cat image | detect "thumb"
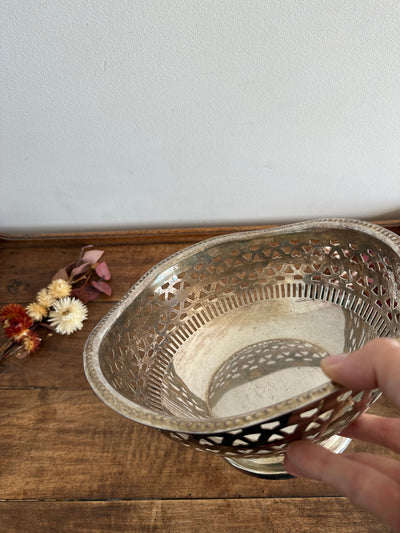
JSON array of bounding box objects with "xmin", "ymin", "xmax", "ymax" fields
[{"xmin": 321, "ymin": 338, "xmax": 400, "ymax": 408}]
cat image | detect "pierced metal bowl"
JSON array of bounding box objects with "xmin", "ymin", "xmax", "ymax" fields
[{"xmin": 83, "ymin": 219, "xmax": 400, "ymax": 477}]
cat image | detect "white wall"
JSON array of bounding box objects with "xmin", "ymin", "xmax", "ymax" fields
[{"xmin": 1, "ymin": 0, "xmax": 400, "ymax": 233}]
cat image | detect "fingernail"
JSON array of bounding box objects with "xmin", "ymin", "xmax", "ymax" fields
[{"xmin": 321, "ymin": 352, "xmax": 349, "ymax": 368}]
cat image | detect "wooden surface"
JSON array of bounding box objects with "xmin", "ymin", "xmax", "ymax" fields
[{"xmin": 1, "ymin": 222, "xmax": 399, "ymax": 532}]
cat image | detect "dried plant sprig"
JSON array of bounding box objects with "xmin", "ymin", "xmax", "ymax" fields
[
  {"xmin": 0, "ymin": 246, "xmax": 112, "ymax": 366},
  {"xmin": 51, "ymin": 246, "xmax": 112, "ymax": 303}
]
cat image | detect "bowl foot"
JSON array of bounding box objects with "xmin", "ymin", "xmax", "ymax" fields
[{"xmin": 224, "ymin": 435, "xmax": 351, "ymax": 478}]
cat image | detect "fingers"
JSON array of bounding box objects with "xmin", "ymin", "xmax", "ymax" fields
[
  {"xmin": 290, "ymin": 338, "xmax": 400, "ymax": 530},
  {"xmin": 285, "ymin": 440, "xmax": 400, "ymax": 532},
  {"xmin": 321, "ymin": 338, "xmax": 400, "ymax": 408},
  {"xmin": 340, "ymin": 413, "xmax": 400, "ymax": 454},
  {"xmin": 345, "ymin": 452, "xmax": 400, "ymax": 484}
]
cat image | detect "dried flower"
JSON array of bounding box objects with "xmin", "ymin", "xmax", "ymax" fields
[
  {"xmin": 47, "ymin": 279, "xmax": 72, "ymax": 299},
  {"xmin": 21, "ymin": 331, "xmax": 41, "ymax": 354},
  {"xmin": 48, "ymin": 297, "xmax": 88, "ymax": 335},
  {"xmin": 4, "ymin": 314, "xmax": 33, "ymax": 340},
  {"xmin": 0, "ymin": 304, "xmax": 30, "ymax": 325},
  {"xmin": 26, "ymin": 302, "xmax": 48, "ymax": 322},
  {"xmin": 36, "ymin": 288, "xmax": 56, "ymax": 308}
]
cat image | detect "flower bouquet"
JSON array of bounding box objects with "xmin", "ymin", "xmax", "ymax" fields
[{"xmin": 0, "ymin": 246, "xmax": 111, "ymax": 364}]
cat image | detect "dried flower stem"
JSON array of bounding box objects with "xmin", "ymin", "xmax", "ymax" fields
[{"xmin": 0, "ymin": 338, "xmax": 14, "ymax": 363}]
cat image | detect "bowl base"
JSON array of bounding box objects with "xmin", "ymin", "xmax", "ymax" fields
[{"xmin": 224, "ymin": 435, "xmax": 351, "ymax": 478}]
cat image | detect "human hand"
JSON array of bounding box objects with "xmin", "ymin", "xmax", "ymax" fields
[{"xmin": 284, "ymin": 338, "xmax": 400, "ymax": 532}]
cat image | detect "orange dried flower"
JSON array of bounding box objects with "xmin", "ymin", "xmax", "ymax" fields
[
  {"xmin": 4, "ymin": 314, "xmax": 34, "ymax": 339},
  {"xmin": 22, "ymin": 331, "xmax": 41, "ymax": 354},
  {"xmin": 1, "ymin": 303, "xmax": 34, "ymax": 340},
  {"xmin": 0, "ymin": 304, "xmax": 31, "ymax": 325}
]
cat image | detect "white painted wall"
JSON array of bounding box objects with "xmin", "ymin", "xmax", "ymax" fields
[{"xmin": 1, "ymin": 1, "xmax": 400, "ymax": 233}]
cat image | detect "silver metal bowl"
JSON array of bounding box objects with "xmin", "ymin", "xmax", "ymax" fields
[{"xmin": 83, "ymin": 219, "xmax": 400, "ymax": 477}]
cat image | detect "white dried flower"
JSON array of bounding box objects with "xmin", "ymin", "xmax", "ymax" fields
[
  {"xmin": 48, "ymin": 297, "xmax": 88, "ymax": 335},
  {"xmin": 26, "ymin": 302, "xmax": 48, "ymax": 321},
  {"xmin": 36, "ymin": 288, "xmax": 56, "ymax": 308},
  {"xmin": 47, "ymin": 279, "xmax": 72, "ymax": 299}
]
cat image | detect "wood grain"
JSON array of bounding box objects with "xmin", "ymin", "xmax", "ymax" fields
[{"xmin": 0, "ymin": 498, "xmax": 390, "ymax": 533}]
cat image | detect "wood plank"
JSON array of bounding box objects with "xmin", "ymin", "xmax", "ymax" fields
[
  {"xmin": 0, "ymin": 498, "xmax": 390, "ymax": 533},
  {"xmin": 0, "ymin": 389, "xmax": 397, "ymax": 501}
]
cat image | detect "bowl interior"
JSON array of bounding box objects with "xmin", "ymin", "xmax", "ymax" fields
[{"xmin": 89, "ymin": 221, "xmax": 400, "ymax": 428}]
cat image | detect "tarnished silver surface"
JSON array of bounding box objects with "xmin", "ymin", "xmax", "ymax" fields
[{"xmin": 83, "ymin": 219, "xmax": 400, "ymax": 477}]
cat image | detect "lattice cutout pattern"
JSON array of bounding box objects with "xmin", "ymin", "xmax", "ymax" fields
[{"xmin": 168, "ymin": 387, "xmax": 378, "ymax": 458}]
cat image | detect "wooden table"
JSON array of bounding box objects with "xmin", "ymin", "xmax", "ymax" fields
[{"xmin": 1, "ymin": 222, "xmax": 399, "ymax": 532}]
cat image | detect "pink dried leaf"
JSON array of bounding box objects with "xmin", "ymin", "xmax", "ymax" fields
[
  {"xmin": 64, "ymin": 262, "xmax": 77, "ymax": 275},
  {"xmin": 91, "ymin": 280, "xmax": 112, "ymax": 296},
  {"xmin": 95, "ymin": 261, "xmax": 111, "ymax": 280},
  {"xmin": 52, "ymin": 267, "xmax": 69, "ymax": 281},
  {"xmin": 82, "ymin": 249, "xmax": 104, "ymax": 265},
  {"xmin": 71, "ymin": 261, "xmax": 92, "ymax": 278},
  {"xmin": 71, "ymin": 285, "xmax": 101, "ymax": 304},
  {"xmin": 76, "ymin": 245, "xmax": 91, "ymax": 265}
]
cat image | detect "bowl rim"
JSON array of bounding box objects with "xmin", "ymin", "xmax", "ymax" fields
[{"xmin": 83, "ymin": 217, "xmax": 400, "ymax": 434}]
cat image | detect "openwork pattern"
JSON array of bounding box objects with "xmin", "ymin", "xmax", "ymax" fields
[
  {"xmin": 84, "ymin": 219, "xmax": 400, "ymax": 463},
  {"xmin": 169, "ymin": 386, "xmax": 379, "ymax": 458},
  {"xmin": 207, "ymin": 338, "xmax": 329, "ymax": 410}
]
